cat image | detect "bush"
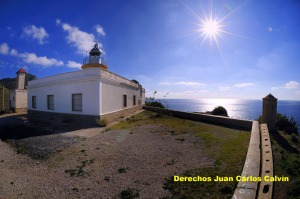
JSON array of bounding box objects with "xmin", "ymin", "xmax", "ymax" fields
[
  {"xmin": 120, "ymin": 188, "xmax": 139, "ymax": 199},
  {"xmin": 276, "ymin": 113, "xmax": 299, "ymax": 135},
  {"xmin": 211, "ymin": 106, "xmax": 228, "ymax": 117},
  {"xmin": 145, "ymin": 101, "xmax": 165, "ymax": 109},
  {"xmin": 96, "ymin": 118, "xmax": 107, "ymax": 127}
]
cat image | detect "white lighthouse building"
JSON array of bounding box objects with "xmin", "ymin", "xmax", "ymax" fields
[{"xmin": 28, "ymin": 44, "xmax": 145, "ymax": 125}]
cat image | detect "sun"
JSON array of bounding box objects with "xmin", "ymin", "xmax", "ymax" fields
[{"xmin": 201, "ymin": 19, "xmax": 221, "ymax": 39}]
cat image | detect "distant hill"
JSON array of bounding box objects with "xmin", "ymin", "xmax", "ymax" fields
[{"xmin": 0, "ymin": 73, "xmax": 37, "ymax": 90}]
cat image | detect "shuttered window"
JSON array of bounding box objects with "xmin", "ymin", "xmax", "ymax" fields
[
  {"xmin": 32, "ymin": 96, "xmax": 36, "ymax": 108},
  {"xmin": 72, "ymin": 94, "xmax": 82, "ymax": 111},
  {"xmin": 133, "ymin": 95, "xmax": 136, "ymax": 106},
  {"xmin": 123, "ymin": 94, "xmax": 127, "ymax": 108},
  {"xmin": 47, "ymin": 95, "xmax": 54, "ymax": 110}
]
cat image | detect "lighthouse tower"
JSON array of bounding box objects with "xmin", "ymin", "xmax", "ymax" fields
[
  {"xmin": 81, "ymin": 43, "xmax": 108, "ymax": 70},
  {"xmin": 9, "ymin": 68, "xmax": 28, "ymax": 113}
]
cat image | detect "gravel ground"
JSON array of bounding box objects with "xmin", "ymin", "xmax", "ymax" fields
[{"xmin": 0, "ymin": 113, "xmax": 213, "ymax": 198}]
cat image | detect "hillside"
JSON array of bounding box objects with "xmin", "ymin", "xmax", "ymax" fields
[{"xmin": 0, "ymin": 73, "xmax": 37, "ymax": 90}]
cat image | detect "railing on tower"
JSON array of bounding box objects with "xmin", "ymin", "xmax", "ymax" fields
[{"xmin": 83, "ymin": 56, "xmax": 107, "ymax": 65}]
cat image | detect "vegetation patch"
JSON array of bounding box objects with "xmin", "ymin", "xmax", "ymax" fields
[
  {"xmin": 110, "ymin": 110, "xmax": 249, "ymax": 198},
  {"xmin": 272, "ymin": 130, "xmax": 300, "ymax": 198},
  {"xmin": 96, "ymin": 118, "xmax": 107, "ymax": 127},
  {"xmin": 119, "ymin": 188, "xmax": 139, "ymax": 199},
  {"xmin": 65, "ymin": 159, "xmax": 95, "ymax": 177},
  {"xmin": 118, "ymin": 167, "xmax": 128, "ymax": 173}
]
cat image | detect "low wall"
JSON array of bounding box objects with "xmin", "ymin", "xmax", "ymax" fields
[
  {"xmin": 28, "ymin": 105, "xmax": 143, "ymax": 127},
  {"xmin": 257, "ymin": 124, "xmax": 273, "ymax": 199},
  {"xmin": 15, "ymin": 107, "xmax": 27, "ymax": 113},
  {"xmin": 232, "ymin": 121, "xmax": 261, "ymax": 199},
  {"xmin": 28, "ymin": 110, "xmax": 99, "ymax": 127},
  {"xmin": 143, "ymin": 106, "xmax": 253, "ymax": 130},
  {"xmin": 101, "ymin": 105, "xmax": 143, "ymax": 123}
]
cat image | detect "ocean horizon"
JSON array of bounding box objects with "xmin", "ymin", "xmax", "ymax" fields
[{"xmin": 154, "ymin": 99, "xmax": 300, "ymax": 133}]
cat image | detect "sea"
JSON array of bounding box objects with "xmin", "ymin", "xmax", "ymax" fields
[{"xmin": 157, "ymin": 99, "xmax": 300, "ymax": 133}]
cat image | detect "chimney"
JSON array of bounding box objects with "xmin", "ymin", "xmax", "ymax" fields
[{"xmin": 16, "ymin": 68, "xmax": 26, "ymax": 90}]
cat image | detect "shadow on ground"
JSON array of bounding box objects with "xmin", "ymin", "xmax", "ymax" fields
[
  {"xmin": 271, "ymin": 130, "xmax": 299, "ymax": 154},
  {"xmin": 0, "ymin": 114, "xmax": 96, "ymax": 159},
  {"xmin": 0, "ymin": 114, "xmax": 97, "ymax": 141}
]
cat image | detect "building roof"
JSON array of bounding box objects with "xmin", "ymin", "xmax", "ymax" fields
[
  {"xmin": 89, "ymin": 43, "xmax": 102, "ymax": 56},
  {"xmin": 16, "ymin": 68, "xmax": 27, "ymax": 74},
  {"xmin": 264, "ymin": 93, "xmax": 276, "ymax": 99}
]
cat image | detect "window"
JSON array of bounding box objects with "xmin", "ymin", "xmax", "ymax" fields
[
  {"xmin": 32, "ymin": 96, "xmax": 36, "ymax": 108},
  {"xmin": 47, "ymin": 95, "xmax": 54, "ymax": 110},
  {"xmin": 123, "ymin": 94, "xmax": 127, "ymax": 108},
  {"xmin": 133, "ymin": 95, "xmax": 136, "ymax": 106},
  {"xmin": 72, "ymin": 94, "xmax": 82, "ymax": 111}
]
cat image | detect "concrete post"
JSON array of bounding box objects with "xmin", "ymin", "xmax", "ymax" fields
[{"xmin": 262, "ymin": 94, "xmax": 277, "ymax": 132}]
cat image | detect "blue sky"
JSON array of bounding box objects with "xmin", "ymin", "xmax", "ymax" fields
[{"xmin": 0, "ymin": 0, "xmax": 300, "ymax": 100}]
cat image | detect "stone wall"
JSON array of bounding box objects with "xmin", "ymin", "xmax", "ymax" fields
[
  {"xmin": 101, "ymin": 105, "xmax": 143, "ymax": 123},
  {"xmin": 0, "ymin": 86, "xmax": 10, "ymax": 113},
  {"xmin": 143, "ymin": 106, "xmax": 253, "ymax": 130},
  {"xmin": 28, "ymin": 110, "xmax": 100, "ymax": 127},
  {"xmin": 28, "ymin": 105, "xmax": 143, "ymax": 127}
]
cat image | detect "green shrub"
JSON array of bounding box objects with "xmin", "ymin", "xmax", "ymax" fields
[
  {"xmin": 211, "ymin": 106, "xmax": 228, "ymax": 117},
  {"xmin": 287, "ymin": 180, "xmax": 300, "ymax": 197},
  {"xmin": 145, "ymin": 101, "xmax": 165, "ymax": 108},
  {"xmin": 276, "ymin": 113, "xmax": 299, "ymax": 135},
  {"xmin": 96, "ymin": 118, "xmax": 107, "ymax": 127},
  {"xmin": 120, "ymin": 188, "xmax": 139, "ymax": 199}
]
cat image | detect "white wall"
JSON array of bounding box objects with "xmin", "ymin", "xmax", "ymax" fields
[
  {"xmin": 15, "ymin": 90, "xmax": 27, "ymax": 109},
  {"xmin": 101, "ymin": 78, "xmax": 140, "ymax": 115},
  {"xmin": 28, "ymin": 69, "xmax": 101, "ymax": 116},
  {"xmin": 27, "ymin": 67, "xmax": 145, "ymax": 116}
]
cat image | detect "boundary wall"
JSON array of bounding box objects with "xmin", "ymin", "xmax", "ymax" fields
[{"xmin": 143, "ymin": 106, "xmax": 253, "ymax": 130}]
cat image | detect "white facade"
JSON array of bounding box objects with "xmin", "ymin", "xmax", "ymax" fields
[
  {"xmin": 10, "ymin": 69, "xmax": 28, "ymax": 113},
  {"xmin": 28, "ymin": 67, "xmax": 145, "ymax": 117}
]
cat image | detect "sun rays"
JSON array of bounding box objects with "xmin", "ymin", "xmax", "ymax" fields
[{"xmin": 181, "ymin": 0, "xmax": 250, "ymax": 65}]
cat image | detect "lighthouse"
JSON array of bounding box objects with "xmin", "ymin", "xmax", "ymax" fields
[{"xmin": 81, "ymin": 43, "xmax": 108, "ymax": 70}]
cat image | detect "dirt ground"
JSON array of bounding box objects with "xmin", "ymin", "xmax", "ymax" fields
[{"xmin": 0, "ymin": 111, "xmax": 213, "ymax": 198}]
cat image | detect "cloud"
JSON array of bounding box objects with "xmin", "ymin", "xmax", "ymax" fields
[
  {"xmin": 160, "ymin": 81, "xmax": 205, "ymax": 86},
  {"xmin": 284, "ymin": 81, "xmax": 299, "ymax": 89},
  {"xmin": 296, "ymin": 90, "xmax": 300, "ymax": 95},
  {"xmin": 56, "ymin": 19, "xmax": 61, "ymax": 25},
  {"xmin": 0, "ymin": 43, "xmax": 9, "ymax": 55},
  {"xmin": 57, "ymin": 20, "xmax": 99, "ymax": 54},
  {"xmin": 95, "ymin": 25, "xmax": 105, "ymax": 36},
  {"xmin": 268, "ymin": 27, "xmax": 272, "ymax": 32},
  {"xmin": 67, "ymin": 61, "xmax": 81, "ymax": 69},
  {"xmin": 219, "ymin": 86, "xmax": 231, "ymax": 91},
  {"xmin": 10, "ymin": 49, "xmax": 18, "ymax": 56},
  {"xmin": 23, "ymin": 25, "xmax": 49, "ymax": 44},
  {"xmin": 0, "ymin": 42, "xmax": 64, "ymax": 67},
  {"xmin": 19, "ymin": 52, "xmax": 63, "ymax": 67},
  {"xmin": 233, "ymin": 83, "xmax": 254, "ymax": 88}
]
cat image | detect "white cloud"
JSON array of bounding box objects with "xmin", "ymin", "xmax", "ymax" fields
[
  {"xmin": 284, "ymin": 81, "xmax": 299, "ymax": 89},
  {"xmin": 58, "ymin": 20, "xmax": 98, "ymax": 54},
  {"xmin": 19, "ymin": 52, "xmax": 63, "ymax": 67},
  {"xmin": 198, "ymin": 89, "xmax": 209, "ymax": 93},
  {"xmin": 10, "ymin": 49, "xmax": 18, "ymax": 56},
  {"xmin": 160, "ymin": 81, "xmax": 205, "ymax": 86},
  {"xmin": 95, "ymin": 25, "xmax": 105, "ymax": 36},
  {"xmin": 296, "ymin": 90, "xmax": 300, "ymax": 95},
  {"xmin": 56, "ymin": 19, "xmax": 61, "ymax": 25},
  {"xmin": 0, "ymin": 43, "xmax": 9, "ymax": 55},
  {"xmin": 67, "ymin": 61, "xmax": 81, "ymax": 69},
  {"xmin": 219, "ymin": 86, "xmax": 231, "ymax": 91},
  {"xmin": 268, "ymin": 27, "xmax": 272, "ymax": 32},
  {"xmin": 23, "ymin": 25, "xmax": 49, "ymax": 44},
  {"xmin": 233, "ymin": 83, "xmax": 254, "ymax": 88}
]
